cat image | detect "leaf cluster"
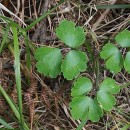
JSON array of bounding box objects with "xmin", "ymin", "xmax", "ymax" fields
[
  {"xmin": 34, "ymin": 20, "xmax": 87, "ymax": 80},
  {"xmin": 70, "ymin": 77, "xmax": 120, "ymax": 122},
  {"xmin": 100, "ymin": 30, "xmax": 130, "ymax": 73},
  {"xmin": 34, "ymin": 20, "xmax": 128, "ymax": 125}
]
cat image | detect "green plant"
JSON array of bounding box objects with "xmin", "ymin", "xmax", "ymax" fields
[
  {"xmin": 34, "ymin": 20, "xmax": 130, "ymax": 129},
  {"xmin": 100, "ymin": 30, "xmax": 130, "ymax": 74},
  {"xmin": 0, "ymin": 16, "xmax": 30, "ymax": 130},
  {"xmin": 0, "ymin": 1, "xmax": 67, "ymax": 129},
  {"xmin": 35, "ymin": 20, "xmax": 88, "ymax": 80}
]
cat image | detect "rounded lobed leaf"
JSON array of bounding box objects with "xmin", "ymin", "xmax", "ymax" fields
[
  {"xmin": 100, "ymin": 43, "xmax": 118, "ymax": 60},
  {"xmin": 124, "ymin": 51, "xmax": 130, "ymax": 73},
  {"xmin": 97, "ymin": 78, "xmax": 120, "ymax": 111},
  {"xmin": 56, "ymin": 20, "xmax": 85, "ymax": 48},
  {"xmin": 71, "ymin": 77, "xmax": 92, "ymax": 97},
  {"xmin": 100, "ymin": 43, "xmax": 123, "ymax": 73},
  {"xmin": 69, "ymin": 96, "xmax": 103, "ymax": 122},
  {"xmin": 34, "ymin": 47, "xmax": 62, "ymax": 78},
  {"xmin": 61, "ymin": 50, "xmax": 88, "ymax": 80},
  {"xmin": 115, "ymin": 30, "xmax": 130, "ymax": 47}
]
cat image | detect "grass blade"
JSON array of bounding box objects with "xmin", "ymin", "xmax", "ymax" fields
[
  {"xmin": 0, "ymin": 85, "xmax": 29, "ymax": 130},
  {"xmin": 0, "ymin": 24, "xmax": 10, "ymax": 53},
  {"xmin": 0, "ymin": 85, "xmax": 20, "ymax": 119},
  {"xmin": 0, "ymin": 16, "xmax": 32, "ymax": 73},
  {"xmin": 96, "ymin": 4, "xmax": 130, "ymax": 9},
  {"xmin": 0, "ymin": 117, "xmax": 13, "ymax": 129},
  {"xmin": 12, "ymin": 26, "xmax": 24, "ymax": 129}
]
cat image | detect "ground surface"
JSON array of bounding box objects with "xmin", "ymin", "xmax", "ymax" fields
[{"xmin": 0, "ymin": 0, "xmax": 130, "ymax": 130}]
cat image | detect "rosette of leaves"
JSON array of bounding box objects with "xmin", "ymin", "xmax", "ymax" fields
[{"xmin": 70, "ymin": 77, "xmax": 120, "ymax": 122}]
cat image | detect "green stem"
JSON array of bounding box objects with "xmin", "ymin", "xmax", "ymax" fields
[
  {"xmin": 76, "ymin": 119, "xmax": 87, "ymax": 130},
  {"xmin": 95, "ymin": 59, "xmax": 100, "ymax": 89},
  {"xmin": 76, "ymin": 112, "xmax": 88, "ymax": 130}
]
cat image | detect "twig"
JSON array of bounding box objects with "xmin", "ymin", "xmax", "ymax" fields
[{"xmin": 92, "ymin": 0, "xmax": 117, "ymax": 31}]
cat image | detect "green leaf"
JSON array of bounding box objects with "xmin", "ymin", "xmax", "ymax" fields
[
  {"xmin": 70, "ymin": 77, "xmax": 103, "ymax": 123},
  {"xmin": 56, "ymin": 20, "xmax": 85, "ymax": 48},
  {"xmin": 71, "ymin": 77, "xmax": 92, "ymax": 97},
  {"xmin": 0, "ymin": 117, "xmax": 13, "ymax": 129},
  {"xmin": 69, "ymin": 96, "xmax": 103, "ymax": 122},
  {"xmin": 61, "ymin": 50, "xmax": 88, "ymax": 80},
  {"xmin": 100, "ymin": 43, "xmax": 123, "ymax": 73},
  {"xmin": 34, "ymin": 47, "xmax": 62, "ymax": 78},
  {"xmin": 124, "ymin": 51, "xmax": 130, "ymax": 73},
  {"xmin": 97, "ymin": 78, "xmax": 120, "ymax": 111},
  {"xmin": 115, "ymin": 30, "xmax": 130, "ymax": 47}
]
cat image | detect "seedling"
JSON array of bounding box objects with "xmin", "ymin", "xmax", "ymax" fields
[{"xmin": 34, "ymin": 20, "xmax": 130, "ymax": 129}]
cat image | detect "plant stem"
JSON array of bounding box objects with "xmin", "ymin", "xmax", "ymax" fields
[
  {"xmin": 76, "ymin": 119, "xmax": 87, "ymax": 130},
  {"xmin": 76, "ymin": 112, "xmax": 88, "ymax": 130},
  {"xmin": 95, "ymin": 59, "xmax": 100, "ymax": 89}
]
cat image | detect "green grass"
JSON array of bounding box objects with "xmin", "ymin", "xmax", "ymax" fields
[{"xmin": 0, "ymin": 1, "xmax": 66, "ymax": 129}]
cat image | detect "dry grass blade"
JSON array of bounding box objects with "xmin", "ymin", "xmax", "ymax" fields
[
  {"xmin": 92, "ymin": 0, "xmax": 117, "ymax": 31},
  {"xmin": 0, "ymin": 3, "xmax": 26, "ymax": 26}
]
